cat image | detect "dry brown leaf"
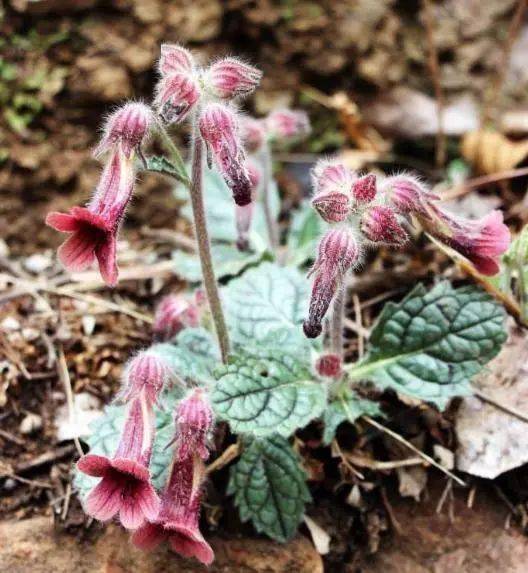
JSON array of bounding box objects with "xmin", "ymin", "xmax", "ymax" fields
[{"xmin": 461, "ymin": 129, "xmax": 528, "ymax": 174}]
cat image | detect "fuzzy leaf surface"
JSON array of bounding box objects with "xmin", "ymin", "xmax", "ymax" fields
[
  {"xmin": 228, "ymin": 435, "xmax": 311, "ymax": 542},
  {"xmin": 347, "ymin": 282, "xmax": 507, "ymax": 408}
]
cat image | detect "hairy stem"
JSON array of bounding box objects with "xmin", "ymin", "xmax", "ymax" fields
[
  {"xmin": 156, "ymin": 122, "xmax": 190, "ymax": 186},
  {"xmin": 261, "ymin": 145, "xmax": 280, "ymax": 254},
  {"xmin": 330, "ymin": 284, "xmax": 346, "ymax": 357},
  {"xmin": 190, "ymin": 128, "xmax": 230, "ymax": 362}
]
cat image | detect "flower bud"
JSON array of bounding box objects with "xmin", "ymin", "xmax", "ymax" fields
[
  {"xmin": 303, "ymin": 227, "xmax": 359, "ymax": 339},
  {"xmin": 312, "ymin": 193, "xmax": 351, "ymax": 224},
  {"xmin": 360, "ymin": 205, "xmax": 408, "ymax": 246},
  {"xmin": 311, "ymin": 160, "xmax": 353, "ymax": 223},
  {"xmin": 315, "ymin": 353, "xmax": 343, "ymax": 378},
  {"xmin": 95, "ymin": 102, "xmax": 153, "ymax": 158},
  {"xmin": 199, "ymin": 103, "xmax": 252, "ymax": 206},
  {"xmin": 159, "ymin": 44, "xmax": 194, "ymax": 75},
  {"xmin": 153, "ymin": 294, "xmax": 200, "ymax": 341},
  {"xmin": 155, "ymin": 73, "xmax": 200, "ymax": 124},
  {"xmin": 266, "ymin": 109, "xmax": 310, "ymax": 144},
  {"xmin": 240, "ymin": 117, "xmax": 266, "ymax": 153},
  {"xmin": 120, "ymin": 351, "xmax": 169, "ymax": 407},
  {"xmin": 206, "ymin": 58, "xmax": 262, "ymax": 99},
  {"xmin": 382, "ymin": 174, "xmax": 438, "ymax": 215},
  {"xmin": 352, "ymin": 174, "xmax": 377, "ymax": 204},
  {"xmin": 175, "ymin": 389, "xmax": 214, "ymax": 461}
]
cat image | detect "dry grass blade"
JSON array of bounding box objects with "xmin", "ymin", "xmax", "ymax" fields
[
  {"xmin": 206, "ymin": 443, "xmax": 240, "ymax": 474},
  {"xmin": 474, "ymin": 389, "xmax": 528, "ymax": 425}
]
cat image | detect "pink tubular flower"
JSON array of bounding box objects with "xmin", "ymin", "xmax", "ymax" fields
[
  {"xmin": 206, "ymin": 57, "xmax": 262, "ymax": 99},
  {"xmin": 131, "ymin": 390, "xmax": 214, "ymax": 565},
  {"xmin": 199, "ymin": 103, "xmax": 252, "ymax": 206},
  {"xmin": 94, "ymin": 102, "xmax": 153, "ymax": 158},
  {"xmin": 420, "ymin": 208, "xmax": 510, "ymax": 276},
  {"xmin": 235, "ymin": 161, "xmax": 260, "ymax": 251},
  {"xmin": 159, "ymin": 44, "xmax": 194, "ymax": 75},
  {"xmin": 311, "ymin": 161, "xmax": 354, "ymax": 223},
  {"xmin": 119, "ymin": 350, "xmax": 169, "ymax": 406},
  {"xmin": 352, "ymin": 174, "xmax": 377, "ymax": 205},
  {"xmin": 155, "ymin": 73, "xmax": 200, "ymax": 124},
  {"xmin": 315, "ymin": 353, "xmax": 343, "ymax": 378},
  {"xmin": 153, "ymin": 294, "xmax": 200, "ymax": 341},
  {"xmin": 360, "ymin": 205, "xmax": 408, "ymax": 246},
  {"xmin": 266, "ymin": 109, "xmax": 310, "ymax": 144},
  {"xmin": 46, "ymin": 146, "xmax": 135, "ymax": 286},
  {"xmin": 240, "ymin": 117, "xmax": 266, "ymax": 153},
  {"xmin": 77, "ymin": 397, "xmax": 160, "ymax": 530},
  {"xmin": 303, "ymin": 227, "xmax": 359, "ymax": 338}
]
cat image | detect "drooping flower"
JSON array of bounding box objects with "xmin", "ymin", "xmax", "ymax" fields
[
  {"xmin": 235, "ymin": 160, "xmax": 261, "ymax": 251},
  {"xmin": 46, "ymin": 145, "xmax": 135, "ymax": 286},
  {"xmin": 303, "ymin": 227, "xmax": 359, "ymax": 338},
  {"xmin": 352, "ymin": 174, "xmax": 377, "ymax": 205},
  {"xmin": 199, "ymin": 103, "xmax": 252, "ymax": 206},
  {"xmin": 382, "ymin": 174, "xmax": 438, "ymax": 215},
  {"xmin": 266, "ymin": 109, "xmax": 310, "ymax": 144},
  {"xmin": 315, "ymin": 353, "xmax": 343, "ymax": 378},
  {"xmin": 419, "ymin": 208, "xmax": 510, "ymax": 276},
  {"xmin": 119, "ymin": 350, "xmax": 169, "ymax": 406},
  {"xmin": 153, "ymin": 294, "xmax": 200, "ymax": 341},
  {"xmin": 94, "ymin": 102, "xmax": 153, "ymax": 159},
  {"xmin": 360, "ymin": 205, "xmax": 408, "ymax": 246},
  {"xmin": 155, "ymin": 73, "xmax": 200, "ymax": 125},
  {"xmin": 131, "ymin": 390, "xmax": 214, "ymax": 565},
  {"xmin": 240, "ymin": 116, "xmax": 267, "ymax": 153},
  {"xmin": 205, "ymin": 58, "xmax": 262, "ymax": 99},
  {"xmin": 311, "ymin": 160, "xmax": 354, "ymax": 223},
  {"xmin": 77, "ymin": 397, "xmax": 160, "ymax": 530}
]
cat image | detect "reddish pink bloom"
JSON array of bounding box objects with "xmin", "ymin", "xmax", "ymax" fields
[
  {"xmin": 94, "ymin": 102, "xmax": 153, "ymax": 158},
  {"xmin": 266, "ymin": 109, "xmax": 310, "ymax": 144},
  {"xmin": 155, "ymin": 73, "xmax": 200, "ymax": 124},
  {"xmin": 352, "ymin": 174, "xmax": 377, "ymax": 204},
  {"xmin": 311, "ymin": 160, "xmax": 353, "ymax": 223},
  {"xmin": 315, "ymin": 353, "xmax": 343, "ymax": 378},
  {"xmin": 382, "ymin": 174, "xmax": 438, "ymax": 215},
  {"xmin": 131, "ymin": 390, "xmax": 214, "ymax": 565},
  {"xmin": 240, "ymin": 117, "xmax": 266, "ymax": 153},
  {"xmin": 119, "ymin": 351, "xmax": 169, "ymax": 406},
  {"xmin": 303, "ymin": 227, "xmax": 359, "ymax": 338},
  {"xmin": 77, "ymin": 397, "xmax": 160, "ymax": 529},
  {"xmin": 199, "ymin": 103, "xmax": 252, "ymax": 206},
  {"xmin": 206, "ymin": 57, "xmax": 261, "ymax": 99},
  {"xmin": 421, "ymin": 208, "xmax": 510, "ymax": 276},
  {"xmin": 46, "ymin": 147, "xmax": 135, "ymax": 286},
  {"xmin": 131, "ymin": 454, "xmax": 213, "ymax": 565},
  {"xmin": 235, "ymin": 161, "xmax": 260, "ymax": 251},
  {"xmin": 360, "ymin": 205, "xmax": 408, "ymax": 246},
  {"xmin": 159, "ymin": 44, "xmax": 194, "ymax": 75},
  {"xmin": 153, "ymin": 294, "xmax": 200, "ymax": 341}
]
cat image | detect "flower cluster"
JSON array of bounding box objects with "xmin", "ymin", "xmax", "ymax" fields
[
  {"xmin": 303, "ymin": 160, "xmax": 511, "ymax": 338},
  {"xmin": 152, "ymin": 292, "xmax": 202, "ymax": 341},
  {"xmin": 46, "ymin": 103, "xmax": 152, "ymax": 286}
]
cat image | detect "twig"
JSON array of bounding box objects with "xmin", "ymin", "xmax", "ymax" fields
[
  {"xmin": 15, "ymin": 444, "xmax": 75, "ymax": 474},
  {"xmin": 0, "ymin": 429, "xmax": 25, "ymax": 446},
  {"xmin": 331, "ymin": 440, "xmax": 365, "ymax": 480},
  {"xmin": 436, "ymin": 477, "xmax": 453, "ymax": 514},
  {"xmin": 352, "ymin": 293, "xmax": 364, "ymax": 358},
  {"xmin": 363, "ymin": 416, "xmax": 466, "ymax": 486},
  {"xmin": 260, "ymin": 145, "xmax": 280, "ymax": 254},
  {"xmin": 440, "ymin": 166, "xmax": 528, "ymax": 201},
  {"xmin": 343, "ymin": 318, "xmax": 371, "ymax": 340},
  {"xmin": 206, "ymin": 443, "xmax": 240, "ymax": 474},
  {"xmin": 60, "ymin": 482, "xmax": 72, "ymax": 520},
  {"xmin": 6, "ymin": 473, "xmax": 53, "ymax": 489},
  {"xmin": 422, "ymin": 0, "xmax": 446, "ymax": 167},
  {"xmin": 57, "ymin": 345, "xmax": 84, "ymax": 458},
  {"xmin": 474, "ymin": 389, "xmax": 528, "ymax": 425},
  {"xmin": 380, "ymin": 486, "xmax": 403, "ymax": 535},
  {"xmin": 345, "ymin": 452, "xmax": 425, "ymax": 471},
  {"xmin": 140, "ymin": 227, "xmax": 196, "ymax": 252}
]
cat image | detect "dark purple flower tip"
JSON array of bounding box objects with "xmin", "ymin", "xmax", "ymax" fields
[{"xmin": 303, "ymin": 319, "xmax": 322, "ymax": 339}]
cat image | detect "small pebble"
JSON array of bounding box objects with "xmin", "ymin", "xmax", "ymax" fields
[{"xmin": 19, "ymin": 413, "xmax": 43, "ymax": 435}]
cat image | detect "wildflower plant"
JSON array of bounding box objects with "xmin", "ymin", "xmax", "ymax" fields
[{"xmin": 56, "ymin": 43, "xmax": 513, "ymax": 564}]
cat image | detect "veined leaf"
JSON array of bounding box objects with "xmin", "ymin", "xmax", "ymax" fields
[
  {"xmin": 347, "ymin": 282, "xmax": 507, "ymax": 408},
  {"xmin": 286, "ymin": 201, "xmax": 326, "ymax": 267},
  {"xmin": 212, "ymin": 344, "xmax": 326, "ymax": 437},
  {"xmin": 228, "ymin": 435, "xmax": 311, "ymax": 542}
]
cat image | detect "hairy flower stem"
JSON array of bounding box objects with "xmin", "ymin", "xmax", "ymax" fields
[
  {"xmin": 156, "ymin": 122, "xmax": 191, "ymax": 186},
  {"xmin": 330, "ymin": 284, "xmax": 346, "ymax": 358},
  {"xmin": 189, "ymin": 127, "xmax": 230, "ymax": 363},
  {"xmin": 261, "ymin": 145, "xmax": 280, "ymax": 254}
]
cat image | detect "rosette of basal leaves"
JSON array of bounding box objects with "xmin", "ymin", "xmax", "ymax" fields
[
  {"xmin": 347, "ymin": 282, "xmax": 507, "ymax": 408},
  {"xmin": 228, "ymin": 435, "xmax": 311, "ymax": 542},
  {"xmin": 212, "ymin": 332, "xmax": 325, "ymax": 437}
]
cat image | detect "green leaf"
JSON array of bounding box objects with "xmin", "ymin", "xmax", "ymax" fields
[
  {"xmin": 347, "ymin": 282, "xmax": 507, "ymax": 408},
  {"xmin": 286, "ymin": 201, "xmax": 326, "ymax": 267},
  {"xmin": 223, "ymin": 262, "xmax": 309, "ymax": 344},
  {"xmin": 212, "ymin": 344, "xmax": 326, "ymax": 437},
  {"xmin": 228, "ymin": 435, "xmax": 311, "ymax": 542},
  {"xmin": 73, "ymin": 404, "xmax": 175, "ymax": 500},
  {"xmin": 172, "ymin": 244, "xmax": 265, "ymax": 282},
  {"xmin": 146, "ymin": 155, "xmax": 186, "ymax": 182},
  {"xmin": 322, "ymin": 391, "xmax": 382, "ymax": 445},
  {"xmin": 151, "ymin": 327, "xmax": 220, "ymax": 384}
]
